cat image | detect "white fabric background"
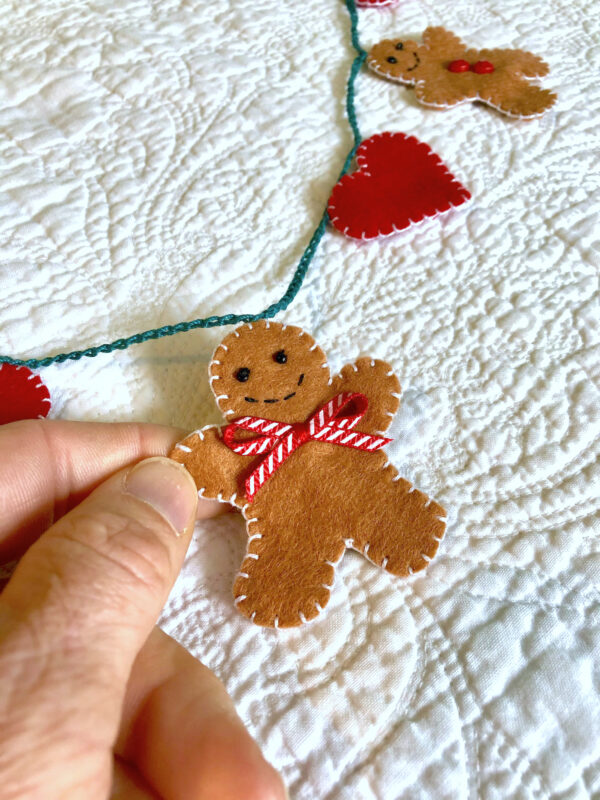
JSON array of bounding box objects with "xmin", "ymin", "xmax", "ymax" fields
[{"xmin": 1, "ymin": 0, "xmax": 599, "ymax": 797}]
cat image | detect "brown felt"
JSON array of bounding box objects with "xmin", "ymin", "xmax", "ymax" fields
[
  {"xmin": 170, "ymin": 321, "xmax": 447, "ymax": 628},
  {"xmin": 367, "ymin": 27, "xmax": 556, "ymax": 119}
]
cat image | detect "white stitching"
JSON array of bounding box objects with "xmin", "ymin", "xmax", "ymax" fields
[
  {"xmin": 175, "ymin": 443, "xmax": 192, "ymax": 453},
  {"xmin": 328, "ymin": 133, "xmax": 472, "ymax": 239}
]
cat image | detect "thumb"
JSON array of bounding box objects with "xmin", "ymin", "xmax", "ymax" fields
[{"xmin": 0, "ymin": 457, "xmax": 199, "ymax": 795}]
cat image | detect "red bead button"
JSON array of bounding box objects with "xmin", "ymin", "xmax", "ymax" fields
[
  {"xmin": 448, "ymin": 59, "xmax": 470, "ymax": 73},
  {"xmin": 472, "ymin": 60, "xmax": 495, "ymax": 74}
]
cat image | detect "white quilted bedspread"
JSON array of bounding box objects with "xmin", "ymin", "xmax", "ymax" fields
[{"xmin": 1, "ymin": 0, "xmax": 599, "ymax": 797}]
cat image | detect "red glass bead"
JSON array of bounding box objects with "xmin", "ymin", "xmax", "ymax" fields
[
  {"xmin": 472, "ymin": 60, "xmax": 495, "ymax": 74},
  {"xmin": 448, "ymin": 59, "xmax": 470, "ymax": 73}
]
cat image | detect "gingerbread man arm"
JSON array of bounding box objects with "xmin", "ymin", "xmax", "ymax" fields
[
  {"xmin": 468, "ymin": 47, "xmax": 550, "ymax": 77},
  {"xmin": 170, "ymin": 426, "xmax": 247, "ymax": 507},
  {"xmin": 422, "ymin": 26, "xmax": 466, "ymax": 58},
  {"xmin": 329, "ymin": 358, "xmax": 401, "ymax": 434}
]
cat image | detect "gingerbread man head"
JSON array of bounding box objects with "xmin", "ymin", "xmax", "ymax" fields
[
  {"xmin": 209, "ymin": 321, "xmax": 331, "ymax": 424},
  {"xmin": 368, "ymin": 38, "xmax": 426, "ymax": 83}
]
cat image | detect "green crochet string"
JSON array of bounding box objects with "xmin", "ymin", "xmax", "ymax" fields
[{"xmin": 0, "ymin": 0, "xmax": 367, "ymax": 369}]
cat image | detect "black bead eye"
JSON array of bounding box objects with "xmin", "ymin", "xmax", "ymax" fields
[
  {"xmin": 387, "ymin": 56, "xmax": 398, "ymax": 64},
  {"xmin": 273, "ymin": 349, "xmax": 287, "ymax": 364},
  {"xmin": 395, "ymin": 42, "xmax": 404, "ymax": 50},
  {"xmin": 235, "ymin": 367, "xmax": 250, "ymax": 382}
]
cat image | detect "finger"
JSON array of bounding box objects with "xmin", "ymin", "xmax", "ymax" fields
[
  {"xmin": 0, "ymin": 419, "xmax": 223, "ymax": 562},
  {"xmin": 0, "ymin": 457, "xmax": 199, "ymax": 800},
  {"xmin": 111, "ymin": 759, "xmax": 161, "ymax": 800},
  {"xmin": 117, "ymin": 628, "xmax": 287, "ymax": 800}
]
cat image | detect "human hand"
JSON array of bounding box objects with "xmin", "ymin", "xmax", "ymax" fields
[{"xmin": 0, "ymin": 420, "xmax": 286, "ymax": 800}]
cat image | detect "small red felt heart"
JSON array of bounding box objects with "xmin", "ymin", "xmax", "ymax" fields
[
  {"xmin": 0, "ymin": 364, "xmax": 51, "ymax": 424},
  {"xmin": 357, "ymin": 0, "xmax": 400, "ymax": 6},
  {"xmin": 328, "ymin": 132, "xmax": 471, "ymax": 240}
]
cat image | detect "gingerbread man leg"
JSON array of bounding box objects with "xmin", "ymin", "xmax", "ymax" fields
[
  {"xmin": 480, "ymin": 84, "xmax": 556, "ymax": 118},
  {"xmin": 233, "ymin": 506, "xmax": 344, "ymax": 627},
  {"xmin": 348, "ymin": 459, "xmax": 446, "ymax": 577},
  {"xmin": 415, "ymin": 80, "xmax": 473, "ymax": 109}
]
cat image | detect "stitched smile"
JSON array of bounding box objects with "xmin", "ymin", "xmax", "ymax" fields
[
  {"xmin": 406, "ymin": 52, "xmax": 420, "ymax": 71},
  {"xmin": 244, "ymin": 373, "xmax": 305, "ymax": 403}
]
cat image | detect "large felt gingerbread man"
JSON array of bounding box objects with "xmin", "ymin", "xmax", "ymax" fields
[
  {"xmin": 368, "ymin": 27, "xmax": 556, "ymax": 119},
  {"xmin": 170, "ymin": 321, "xmax": 446, "ymax": 628}
]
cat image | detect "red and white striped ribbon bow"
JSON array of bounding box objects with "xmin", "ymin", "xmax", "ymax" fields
[{"xmin": 222, "ymin": 392, "xmax": 392, "ymax": 503}]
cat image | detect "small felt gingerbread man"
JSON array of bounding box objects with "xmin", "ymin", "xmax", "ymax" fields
[
  {"xmin": 170, "ymin": 321, "xmax": 446, "ymax": 628},
  {"xmin": 368, "ymin": 27, "xmax": 556, "ymax": 119}
]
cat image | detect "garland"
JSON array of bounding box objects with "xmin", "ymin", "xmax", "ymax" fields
[{"xmin": 0, "ymin": 0, "xmax": 366, "ymax": 369}]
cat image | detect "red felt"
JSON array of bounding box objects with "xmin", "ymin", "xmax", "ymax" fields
[
  {"xmin": 357, "ymin": 0, "xmax": 400, "ymax": 6},
  {"xmin": 0, "ymin": 364, "xmax": 51, "ymax": 424},
  {"xmin": 327, "ymin": 132, "xmax": 471, "ymax": 240}
]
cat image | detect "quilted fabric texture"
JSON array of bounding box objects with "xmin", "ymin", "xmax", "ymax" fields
[{"xmin": 0, "ymin": 0, "xmax": 599, "ymax": 797}]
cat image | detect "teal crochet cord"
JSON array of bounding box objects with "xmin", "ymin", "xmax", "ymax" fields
[{"xmin": 0, "ymin": 0, "xmax": 367, "ymax": 369}]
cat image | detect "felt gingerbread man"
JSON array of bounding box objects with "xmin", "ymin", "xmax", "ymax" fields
[
  {"xmin": 170, "ymin": 321, "xmax": 446, "ymax": 628},
  {"xmin": 368, "ymin": 27, "xmax": 556, "ymax": 119}
]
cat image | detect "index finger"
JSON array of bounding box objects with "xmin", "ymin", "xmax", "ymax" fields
[{"xmin": 0, "ymin": 419, "xmax": 211, "ymax": 562}]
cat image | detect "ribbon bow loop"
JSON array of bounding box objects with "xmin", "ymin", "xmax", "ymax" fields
[{"xmin": 223, "ymin": 392, "xmax": 392, "ymax": 502}]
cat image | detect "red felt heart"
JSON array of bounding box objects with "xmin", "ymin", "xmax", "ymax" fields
[
  {"xmin": 357, "ymin": 0, "xmax": 400, "ymax": 6},
  {"xmin": 328, "ymin": 132, "xmax": 471, "ymax": 240},
  {"xmin": 0, "ymin": 364, "xmax": 51, "ymax": 424}
]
